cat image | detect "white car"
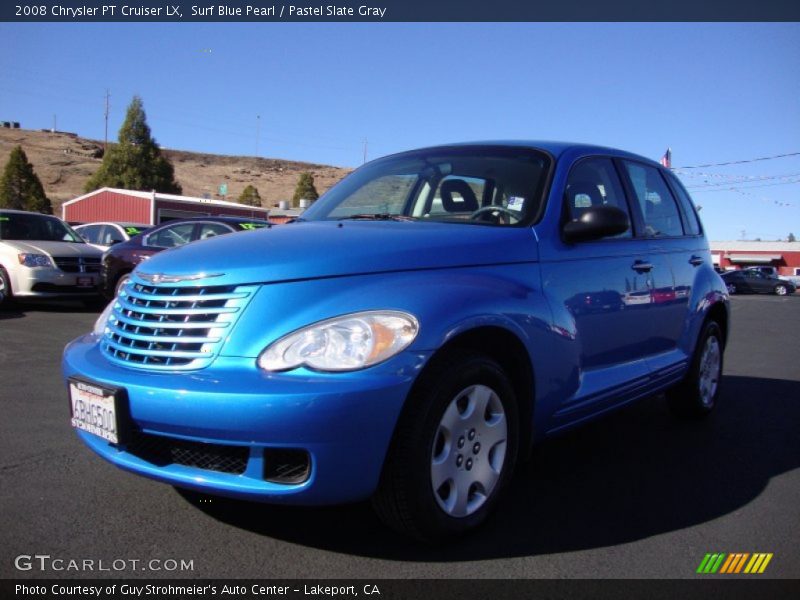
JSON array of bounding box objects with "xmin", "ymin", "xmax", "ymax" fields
[
  {"xmin": 0, "ymin": 209, "xmax": 103, "ymax": 306},
  {"xmin": 73, "ymin": 221, "xmax": 149, "ymax": 251}
]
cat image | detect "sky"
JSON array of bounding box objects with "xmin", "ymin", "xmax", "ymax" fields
[{"xmin": 0, "ymin": 22, "xmax": 798, "ymax": 241}]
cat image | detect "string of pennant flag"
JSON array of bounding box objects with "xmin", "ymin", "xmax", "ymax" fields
[{"xmin": 660, "ymin": 148, "xmax": 798, "ymax": 208}]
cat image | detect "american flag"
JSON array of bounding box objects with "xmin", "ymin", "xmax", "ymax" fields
[{"xmin": 660, "ymin": 148, "xmax": 672, "ymax": 168}]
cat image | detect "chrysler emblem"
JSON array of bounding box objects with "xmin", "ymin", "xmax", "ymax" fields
[{"xmin": 137, "ymin": 272, "xmax": 225, "ymax": 284}]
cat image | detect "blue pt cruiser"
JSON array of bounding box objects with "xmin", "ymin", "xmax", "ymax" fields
[{"xmin": 63, "ymin": 142, "xmax": 729, "ymax": 540}]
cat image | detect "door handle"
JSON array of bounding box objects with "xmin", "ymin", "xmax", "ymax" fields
[
  {"xmin": 631, "ymin": 260, "xmax": 654, "ymax": 273},
  {"xmin": 689, "ymin": 255, "xmax": 704, "ymax": 266}
]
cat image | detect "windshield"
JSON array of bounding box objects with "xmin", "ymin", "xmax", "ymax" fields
[
  {"xmin": 302, "ymin": 146, "xmax": 551, "ymax": 226},
  {"xmin": 0, "ymin": 212, "xmax": 84, "ymax": 243}
]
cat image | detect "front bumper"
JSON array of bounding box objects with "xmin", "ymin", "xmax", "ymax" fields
[
  {"xmin": 62, "ymin": 334, "xmax": 428, "ymax": 504},
  {"xmin": 12, "ymin": 266, "xmax": 100, "ymax": 297}
]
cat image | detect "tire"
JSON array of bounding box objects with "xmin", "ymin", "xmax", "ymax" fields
[
  {"xmin": 372, "ymin": 350, "xmax": 519, "ymax": 541},
  {"xmin": 667, "ymin": 321, "xmax": 724, "ymax": 419},
  {"xmin": 774, "ymin": 284, "xmax": 788, "ymax": 296},
  {"xmin": 726, "ymin": 283, "xmax": 737, "ymax": 295},
  {"xmin": 0, "ymin": 267, "xmax": 14, "ymax": 308}
]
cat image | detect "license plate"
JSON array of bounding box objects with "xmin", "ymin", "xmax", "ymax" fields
[
  {"xmin": 76, "ymin": 276, "xmax": 94, "ymax": 288},
  {"xmin": 69, "ymin": 378, "xmax": 121, "ymax": 444}
]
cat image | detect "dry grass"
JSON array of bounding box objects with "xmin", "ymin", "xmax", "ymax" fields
[{"xmin": 0, "ymin": 127, "xmax": 351, "ymax": 212}]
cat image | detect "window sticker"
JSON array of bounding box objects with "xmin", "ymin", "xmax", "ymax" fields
[{"xmin": 507, "ymin": 196, "xmax": 525, "ymax": 210}]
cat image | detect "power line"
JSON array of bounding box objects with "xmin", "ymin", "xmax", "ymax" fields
[{"xmin": 678, "ymin": 151, "xmax": 800, "ymax": 169}]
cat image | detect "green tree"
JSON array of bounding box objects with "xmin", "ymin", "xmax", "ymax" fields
[
  {"xmin": 0, "ymin": 146, "xmax": 52, "ymax": 214},
  {"xmin": 85, "ymin": 96, "xmax": 182, "ymax": 194},
  {"xmin": 238, "ymin": 184, "xmax": 262, "ymax": 207},
  {"xmin": 292, "ymin": 172, "xmax": 319, "ymax": 207},
  {"xmin": 789, "ymin": 233, "xmax": 796, "ymax": 242}
]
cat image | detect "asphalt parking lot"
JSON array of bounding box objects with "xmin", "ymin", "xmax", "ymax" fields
[{"xmin": 1, "ymin": 294, "xmax": 798, "ymax": 580}]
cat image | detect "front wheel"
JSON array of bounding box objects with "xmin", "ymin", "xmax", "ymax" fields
[
  {"xmin": 774, "ymin": 284, "xmax": 788, "ymax": 296},
  {"xmin": 726, "ymin": 283, "xmax": 737, "ymax": 295},
  {"xmin": 372, "ymin": 351, "xmax": 519, "ymax": 541},
  {"xmin": 667, "ymin": 321, "xmax": 724, "ymax": 419},
  {"xmin": 0, "ymin": 267, "xmax": 13, "ymax": 308}
]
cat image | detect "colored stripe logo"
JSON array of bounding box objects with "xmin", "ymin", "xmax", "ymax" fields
[{"xmin": 697, "ymin": 553, "xmax": 773, "ymax": 574}]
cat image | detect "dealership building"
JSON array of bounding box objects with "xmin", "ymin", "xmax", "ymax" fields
[
  {"xmin": 61, "ymin": 187, "xmax": 273, "ymax": 225},
  {"xmin": 710, "ymin": 241, "xmax": 800, "ymax": 277}
]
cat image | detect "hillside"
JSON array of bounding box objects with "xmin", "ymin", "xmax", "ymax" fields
[{"xmin": 0, "ymin": 128, "xmax": 351, "ymax": 212}]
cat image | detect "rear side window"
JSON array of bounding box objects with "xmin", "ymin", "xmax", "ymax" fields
[
  {"xmin": 666, "ymin": 172, "xmax": 702, "ymax": 236},
  {"xmin": 565, "ymin": 157, "xmax": 632, "ymax": 238},
  {"xmin": 622, "ymin": 162, "xmax": 684, "ymax": 237}
]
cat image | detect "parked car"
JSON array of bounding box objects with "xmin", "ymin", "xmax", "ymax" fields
[
  {"xmin": 0, "ymin": 209, "xmax": 102, "ymax": 306},
  {"xmin": 743, "ymin": 265, "xmax": 800, "ymax": 287},
  {"xmin": 74, "ymin": 222, "xmax": 150, "ymax": 251},
  {"xmin": 63, "ymin": 142, "xmax": 729, "ymax": 541},
  {"xmin": 100, "ymin": 216, "xmax": 269, "ymax": 298},
  {"xmin": 721, "ymin": 269, "xmax": 796, "ymax": 295}
]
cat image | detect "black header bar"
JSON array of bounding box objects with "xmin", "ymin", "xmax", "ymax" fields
[{"xmin": 3, "ymin": 0, "xmax": 800, "ymax": 22}]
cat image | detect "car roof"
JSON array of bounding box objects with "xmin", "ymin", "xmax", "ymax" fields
[
  {"xmin": 152, "ymin": 216, "xmax": 269, "ymax": 226},
  {"xmin": 0, "ymin": 208, "xmax": 62, "ymax": 217},
  {"xmin": 74, "ymin": 221, "xmax": 150, "ymax": 228},
  {"xmin": 377, "ymin": 140, "xmax": 659, "ymax": 165}
]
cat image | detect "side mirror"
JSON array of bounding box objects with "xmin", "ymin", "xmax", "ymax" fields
[{"xmin": 563, "ymin": 205, "xmax": 630, "ymax": 243}]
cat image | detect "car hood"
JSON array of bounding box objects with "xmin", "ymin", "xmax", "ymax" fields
[
  {"xmin": 1, "ymin": 240, "xmax": 101, "ymax": 257},
  {"xmin": 134, "ymin": 221, "xmax": 540, "ymax": 286}
]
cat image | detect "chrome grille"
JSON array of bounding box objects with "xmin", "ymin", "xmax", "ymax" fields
[
  {"xmin": 100, "ymin": 279, "xmax": 257, "ymax": 370},
  {"xmin": 54, "ymin": 256, "xmax": 101, "ymax": 273}
]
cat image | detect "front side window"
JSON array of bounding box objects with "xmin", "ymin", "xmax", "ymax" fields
[
  {"xmin": 77, "ymin": 224, "xmax": 102, "ymax": 243},
  {"xmin": 146, "ymin": 223, "xmax": 196, "ymax": 248},
  {"xmin": 197, "ymin": 223, "xmax": 233, "ymax": 240},
  {"xmin": 302, "ymin": 147, "xmax": 551, "ymax": 227},
  {"xmin": 0, "ymin": 212, "xmax": 83, "ymax": 242},
  {"xmin": 622, "ymin": 162, "xmax": 684, "ymax": 238},
  {"xmin": 564, "ymin": 157, "xmax": 632, "ymax": 238}
]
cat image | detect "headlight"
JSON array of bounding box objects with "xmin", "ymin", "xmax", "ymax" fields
[
  {"xmin": 93, "ymin": 301, "xmax": 116, "ymax": 336},
  {"xmin": 258, "ymin": 310, "xmax": 419, "ymax": 372},
  {"xmin": 17, "ymin": 253, "xmax": 53, "ymax": 267}
]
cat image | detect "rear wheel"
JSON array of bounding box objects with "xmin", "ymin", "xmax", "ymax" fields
[
  {"xmin": 726, "ymin": 283, "xmax": 737, "ymax": 294},
  {"xmin": 667, "ymin": 321, "xmax": 724, "ymax": 419},
  {"xmin": 372, "ymin": 351, "xmax": 519, "ymax": 541}
]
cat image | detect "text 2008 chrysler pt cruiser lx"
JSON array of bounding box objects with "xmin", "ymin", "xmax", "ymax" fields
[{"xmin": 63, "ymin": 142, "xmax": 729, "ymax": 540}]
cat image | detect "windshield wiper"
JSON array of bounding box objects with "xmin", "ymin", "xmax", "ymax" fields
[{"xmin": 337, "ymin": 214, "xmax": 415, "ymax": 222}]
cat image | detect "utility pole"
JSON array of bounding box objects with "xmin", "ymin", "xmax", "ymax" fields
[
  {"xmin": 104, "ymin": 89, "xmax": 110, "ymax": 152},
  {"xmin": 255, "ymin": 115, "xmax": 260, "ymax": 157},
  {"xmin": 362, "ymin": 138, "xmax": 368, "ymax": 164}
]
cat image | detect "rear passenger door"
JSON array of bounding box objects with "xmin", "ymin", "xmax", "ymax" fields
[{"xmin": 619, "ymin": 160, "xmax": 704, "ymax": 374}]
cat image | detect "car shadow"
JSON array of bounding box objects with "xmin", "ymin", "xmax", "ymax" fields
[{"xmin": 177, "ymin": 375, "xmax": 800, "ymax": 560}]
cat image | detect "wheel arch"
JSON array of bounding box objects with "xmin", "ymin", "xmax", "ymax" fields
[
  {"xmin": 411, "ymin": 325, "xmax": 536, "ymax": 458},
  {"xmin": 706, "ymin": 300, "xmax": 729, "ymax": 348}
]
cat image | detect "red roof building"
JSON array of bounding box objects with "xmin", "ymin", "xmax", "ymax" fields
[{"xmin": 62, "ymin": 187, "xmax": 271, "ymax": 225}]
